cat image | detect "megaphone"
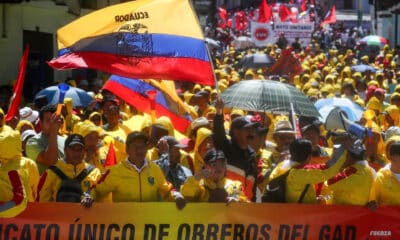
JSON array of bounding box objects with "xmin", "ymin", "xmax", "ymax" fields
[{"xmin": 325, "ymin": 106, "xmax": 366, "ymax": 140}]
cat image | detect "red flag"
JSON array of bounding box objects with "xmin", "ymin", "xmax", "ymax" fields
[
  {"xmin": 6, "ymin": 45, "xmax": 29, "ymax": 122},
  {"xmin": 104, "ymin": 142, "xmax": 117, "ymax": 167},
  {"xmin": 218, "ymin": 7, "xmax": 227, "ymax": 21},
  {"xmin": 289, "ymin": 0, "xmax": 294, "ymax": 4},
  {"xmin": 278, "ymin": 4, "xmax": 291, "ymax": 22},
  {"xmin": 320, "ymin": 5, "xmax": 336, "ymax": 27},
  {"xmin": 268, "ymin": 49, "xmax": 302, "ymax": 80},
  {"xmin": 235, "ymin": 11, "xmax": 247, "ymax": 30},
  {"xmin": 258, "ymin": 0, "xmax": 272, "ymax": 23},
  {"xmin": 218, "ymin": 7, "xmax": 228, "ymax": 28},
  {"xmin": 300, "ymin": 0, "xmax": 307, "ymax": 12}
]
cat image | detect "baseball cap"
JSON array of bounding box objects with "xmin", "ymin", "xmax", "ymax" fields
[
  {"xmin": 191, "ymin": 117, "xmax": 209, "ymax": 131},
  {"xmin": 65, "ymin": 134, "xmax": 85, "ymax": 148},
  {"xmin": 126, "ymin": 131, "xmax": 149, "ymax": 147},
  {"xmin": 301, "ymin": 120, "xmax": 322, "ymax": 134},
  {"xmin": 203, "ymin": 149, "xmax": 226, "ymax": 164},
  {"xmin": 230, "ymin": 116, "xmax": 257, "ymax": 130},
  {"xmin": 194, "ymin": 90, "xmax": 209, "ymax": 98}
]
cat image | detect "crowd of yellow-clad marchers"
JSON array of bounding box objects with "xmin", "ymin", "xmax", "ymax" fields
[{"xmin": 1, "ymin": 38, "xmax": 400, "ymax": 217}]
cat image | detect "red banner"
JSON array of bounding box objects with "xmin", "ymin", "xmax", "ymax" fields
[{"xmin": 1, "ymin": 203, "xmax": 399, "ymax": 239}]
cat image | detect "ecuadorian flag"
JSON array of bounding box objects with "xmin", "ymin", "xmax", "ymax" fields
[
  {"xmin": 49, "ymin": 0, "xmax": 215, "ymax": 86},
  {"xmin": 103, "ymin": 75, "xmax": 192, "ymax": 133}
]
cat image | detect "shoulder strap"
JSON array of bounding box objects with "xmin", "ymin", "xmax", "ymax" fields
[
  {"xmin": 49, "ymin": 165, "xmax": 68, "ymax": 180},
  {"xmin": 186, "ymin": 154, "xmax": 195, "ymax": 174},
  {"xmin": 75, "ymin": 165, "xmax": 96, "ymax": 182},
  {"xmin": 297, "ymin": 184, "xmax": 310, "ymax": 203}
]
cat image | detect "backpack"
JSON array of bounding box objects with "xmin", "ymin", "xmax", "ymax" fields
[
  {"xmin": 262, "ymin": 169, "xmax": 310, "ymax": 203},
  {"xmin": 49, "ymin": 165, "xmax": 95, "ymax": 203},
  {"xmin": 262, "ymin": 170, "xmax": 290, "ymax": 203}
]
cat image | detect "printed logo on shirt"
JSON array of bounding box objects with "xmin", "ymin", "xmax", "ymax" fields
[{"xmin": 148, "ymin": 177, "xmax": 155, "ymax": 185}]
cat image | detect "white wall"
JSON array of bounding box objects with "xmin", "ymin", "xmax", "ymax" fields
[
  {"xmin": 0, "ymin": 1, "xmax": 97, "ymax": 86},
  {"xmin": 0, "ymin": 4, "xmax": 24, "ymax": 86}
]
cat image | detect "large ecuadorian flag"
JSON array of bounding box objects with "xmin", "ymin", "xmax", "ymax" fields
[{"xmin": 48, "ymin": 0, "xmax": 215, "ymax": 86}]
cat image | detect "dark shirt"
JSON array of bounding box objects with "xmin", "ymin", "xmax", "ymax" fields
[
  {"xmin": 154, "ymin": 154, "xmax": 192, "ymax": 190},
  {"xmin": 212, "ymin": 114, "xmax": 257, "ymax": 201}
]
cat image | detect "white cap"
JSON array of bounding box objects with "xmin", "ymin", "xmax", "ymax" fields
[{"xmin": 19, "ymin": 107, "xmax": 39, "ymax": 123}]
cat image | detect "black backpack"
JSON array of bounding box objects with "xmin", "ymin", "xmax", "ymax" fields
[
  {"xmin": 262, "ymin": 169, "xmax": 310, "ymax": 203},
  {"xmin": 262, "ymin": 170, "xmax": 290, "ymax": 203},
  {"xmin": 49, "ymin": 165, "xmax": 95, "ymax": 203}
]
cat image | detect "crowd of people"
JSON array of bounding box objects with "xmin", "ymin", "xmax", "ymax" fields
[{"xmin": 1, "ymin": 16, "xmax": 400, "ymax": 217}]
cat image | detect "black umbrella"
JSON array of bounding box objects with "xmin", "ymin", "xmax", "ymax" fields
[
  {"xmin": 240, "ymin": 53, "xmax": 275, "ymax": 69},
  {"xmin": 221, "ymin": 80, "xmax": 320, "ymax": 117}
]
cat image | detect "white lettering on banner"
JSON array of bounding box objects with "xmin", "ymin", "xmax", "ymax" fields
[
  {"xmin": 251, "ymin": 21, "xmax": 314, "ymax": 47},
  {"xmin": 274, "ymin": 22, "xmax": 314, "ymax": 46}
]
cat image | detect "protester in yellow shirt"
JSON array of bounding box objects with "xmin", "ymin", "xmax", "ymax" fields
[
  {"xmin": 369, "ymin": 139, "xmax": 400, "ymax": 205},
  {"xmin": 320, "ymin": 144, "xmax": 376, "ymax": 206},
  {"xmin": 191, "ymin": 127, "xmax": 214, "ymax": 174},
  {"xmin": 101, "ymin": 98, "xmax": 131, "ymax": 163},
  {"xmin": 37, "ymin": 134, "xmax": 101, "ymax": 203},
  {"xmin": 90, "ymin": 131, "xmax": 186, "ymax": 209},
  {"xmin": 0, "ymin": 129, "xmax": 39, "ymax": 217},
  {"xmin": 73, "ymin": 120, "xmax": 105, "ymax": 172},
  {"xmin": 286, "ymin": 139, "xmax": 351, "ymax": 203},
  {"xmin": 271, "ymin": 138, "xmax": 349, "ymax": 204}
]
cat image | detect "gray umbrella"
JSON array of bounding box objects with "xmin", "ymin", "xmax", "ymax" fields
[
  {"xmin": 240, "ymin": 53, "xmax": 275, "ymax": 69},
  {"xmin": 221, "ymin": 80, "xmax": 320, "ymax": 117}
]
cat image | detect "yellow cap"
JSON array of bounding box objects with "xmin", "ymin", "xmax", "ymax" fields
[
  {"xmin": 352, "ymin": 72, "xmax": 362, "ymax": 78},
  {"xmin": 367, "ymin": 80, "xmax": 380, "ymax": 87},
  {"xmin": 73, "ymin": 120, "xmax": 101, "ymax": 138},
  {"xmin": 307, "ymin": 88, "xmax": 319, "ymax": 97},
  {"xmin": 231, "ymin": 108, "xmax": 245, "ymax": 117},
  {"xmin": 390, "ymin": 92, "xmax": 400, "ymax": 102}
]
